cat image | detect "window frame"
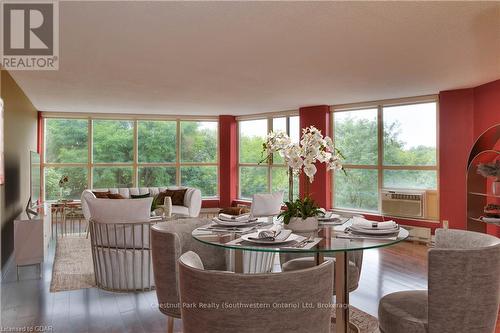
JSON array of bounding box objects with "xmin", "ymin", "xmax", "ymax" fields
[
  {"xmin": 236, "ymin": 112, "xmax": 299, "ymax": 200},
  {"xmin": 41, "ymin": 114, "xmax": 219, "ymax": 200},
  {"xmin": 330, "ymin": 95, "xmax": 439, "ymax": 215}
]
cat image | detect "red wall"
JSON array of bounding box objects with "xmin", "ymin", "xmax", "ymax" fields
[
  {"xmin": 439, "ymin": 79, "xmax": 500, "ymax": 236},
  {"xmin": 218, "ymin": 115, "xmax": 238, "ymax": 208},
  {"xmin": 299, "ymin": 105, "xmax": 331, "ymax": 209},
  {"xmin": 438, "ymin": 89, "xmax": 475, "ymax": 230}
]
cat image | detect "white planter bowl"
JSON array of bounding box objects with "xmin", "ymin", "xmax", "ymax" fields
[{"xmin": 285, "ymin": 217, "xmax": 319, "ymax": 233}]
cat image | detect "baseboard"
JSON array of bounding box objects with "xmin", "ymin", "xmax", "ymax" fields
[{"xmin": 1, "ymin": 253, "xmax": 14, "ymax": 281}]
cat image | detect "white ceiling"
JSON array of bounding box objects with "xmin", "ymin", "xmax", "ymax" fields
[{"xmin": 9, "ymin": 1, "xmax": 500, "ymax": 116}]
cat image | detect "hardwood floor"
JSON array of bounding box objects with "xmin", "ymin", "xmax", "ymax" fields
[{"xmin": 1, "ymin": 239, "xmax": 498, "ymax": 332}]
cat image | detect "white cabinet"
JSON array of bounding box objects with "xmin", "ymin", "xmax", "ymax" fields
[{"xmin": 14, "ymin": 203, "xmax": 51, "ymax": 278}]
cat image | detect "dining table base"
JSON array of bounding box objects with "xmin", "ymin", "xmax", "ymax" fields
[{"xmin": 334, "ymin": 251, "xmax": 357, "ymax": 333}]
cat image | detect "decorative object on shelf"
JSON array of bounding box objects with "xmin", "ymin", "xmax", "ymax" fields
[
  {"xmin": 477, "ymin": 160, "xmax": 500, "ymax": 195},
  {"xmin": 484, "ymin": 204, "xmax": 500, "ymax": 218},
  {"xmin": 58, "ymin": 175, "xmax": 69, "ymax": 200},
  {"xmin": 279, "ymin": 196, "xmax": 324, "ymax": 232}
]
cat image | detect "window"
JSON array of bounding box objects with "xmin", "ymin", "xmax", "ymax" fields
[
  {"xmin": 179, "ymin": 121, "xmax": 219, "ymax": 196},
  {"xmin": 44, "ymin": 118, "xmax": 89, "ymax": 200},
  {"xmin": 42, "ymin": 117, "xmax": 219, "ymax": 199},
  {"xmin": 238, "ymin": 115, "xmax": 300, "ymax": 201},
  {"xmin": 332, "ymin": 100, "xmax": 438, "ymax": 214}
]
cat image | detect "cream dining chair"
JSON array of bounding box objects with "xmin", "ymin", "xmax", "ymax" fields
[
  {"xmin": 378, "ymin": 228, "xmax": 500, "ymax": 333},
  {"xmin": 238, "ymin": 191, "xmax": 284, "ymax": 273},
  {"xmin": 178, "ymin": 251, "xmax": 334, "ymax": 333}
]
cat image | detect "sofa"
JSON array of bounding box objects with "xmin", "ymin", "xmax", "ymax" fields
[{"xmin": 81, "ymin": 186, "xmax": 202, "ymax": 222}]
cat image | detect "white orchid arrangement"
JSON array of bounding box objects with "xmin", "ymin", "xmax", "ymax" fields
[{"xmin": 262, "ymin": 126, "xmax": 344, "ymax": 184}]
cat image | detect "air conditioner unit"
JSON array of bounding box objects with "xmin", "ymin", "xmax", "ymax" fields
[{"xmin": 381, "ymin": 189, "xmax": 425, "ymax": 218}]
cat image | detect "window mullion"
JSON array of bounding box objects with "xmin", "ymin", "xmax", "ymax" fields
[
  {"xmin": 377, "ymin": 105, "xmax": 383, "ymax": 212},
  {"xmin": 88, "ymin": 118, "xmax": 93, "ymax": 189}
]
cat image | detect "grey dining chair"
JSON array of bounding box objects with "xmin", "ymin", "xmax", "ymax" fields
[
  {"xmin": 280, "ymin": 251, "xmax": 363, "ymax": 294},
  {"xmin": 178, "ymin": 251, "xmax": 334, "ymax": 333},
  {"xmin": 378, "ymin": 228, "xmax": 500, "ymax": 333},
  {"xmin": 151, "ymin": 219, "xmax": 227, "ymax": 333}
]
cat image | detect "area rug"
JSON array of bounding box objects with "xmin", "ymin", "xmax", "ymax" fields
[
  {"xmin": 50, "ymin": 236, "xmax": 95, "ymax": 292},
  {"xmin": 331, "ymin": 306, "xmax": 380, "ymax": 333}
]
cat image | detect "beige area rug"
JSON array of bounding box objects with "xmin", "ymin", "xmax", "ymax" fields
[
  {"xmin": 331, "ymin": 306, "xmax": 380, "ymax": 333},
  {"xmin": 50, "ymin": 236, "xmax": 96, "ymax": 292}
]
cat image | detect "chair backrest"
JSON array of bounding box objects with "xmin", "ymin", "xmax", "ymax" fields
[
  {"xmin": 428, "ymin": 228, "xmax": 500, "ymax": 333},
  {"xmin": 178, "ymin": 252, "xmax": 333, "ymax": 333},
  {"xmin": 87, "ymin": 197, "xmax": 153, "ymax": 248},
  {"xmin": 86, "ymin": 197, "xmax": 152, "ymax": 223},
  {"xmin": 151, "ymin": 219, "xmax": 227, "ymax": 318},
  {"xmin": 250, "ymin": 191, "xmax": 284, "ymax": 217}
]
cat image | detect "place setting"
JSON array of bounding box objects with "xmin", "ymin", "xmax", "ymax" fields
[
  {"xmin": 196, "ymin": 212, "xmax": 270, "ymax": 233},
  {"xmin": 336, "ymin": 216, "xmax": 403, "ymax": 241},
  {"xmin": 225, "ymin": 224, "xmax": 322, "ymax": 250},
  {"xmin": 318, "ymin": 210, "xmax": 350, "ymax": 225}
]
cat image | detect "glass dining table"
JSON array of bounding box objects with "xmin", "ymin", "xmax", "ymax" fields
[{"xmin": 192, "ymin": 218, "xmax": 409, "ymax": 333}]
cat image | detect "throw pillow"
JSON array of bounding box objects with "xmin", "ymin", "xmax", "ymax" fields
[
  {"xmin": 92, "ymin": 191, "xmax": 111, "ymax": 199},
  {"xmin": 157, "ymin": 189, "xmax": 187, "ymax": 206},
  {"xmin": 219, "ymin": 207, "xmax": 250, "ymax": 216},
  {"xmin": 107, "ymin": 193, "xmax": 125, "ymax": 199},
  {"xmin": 131, "ymin": 192, "xmax": 150, "ymax": 199}
]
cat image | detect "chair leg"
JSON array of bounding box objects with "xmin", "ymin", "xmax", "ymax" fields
[{"xmin": 167, "ymin": 317, "xmax": 174, "ymax": 333}]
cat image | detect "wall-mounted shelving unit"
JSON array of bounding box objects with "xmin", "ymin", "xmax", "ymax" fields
[{"xmin": 466, "ymin": 124, "xmax": 500, "ymax": 233}]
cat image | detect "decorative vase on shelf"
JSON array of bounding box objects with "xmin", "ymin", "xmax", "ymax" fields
[
  {"xmin": 285, "ymin": 217, "xmax": 319, "ymax": 233},
  {"xmin": 493, "ymin": 180, "xmax": 500, "ymax": 196},
  {"xmin": 164, "ymin": 197, "xmax": 172, "ymax": 217}
]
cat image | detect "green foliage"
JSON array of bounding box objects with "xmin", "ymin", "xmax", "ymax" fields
[
  {"xmin": 139, "ymin": 167, "xmax": 176, "ymax": 187},
  {"xmin": 138, "ymin": 121, "xmax": 176, "ymax": 162},
  {"xmin": 93, "ymin": 167, "xmax": 133, "ymax": 188},
  {"xmin": 181, "ymin": 122, "xmax": 217, "ymax": 163},
  {"xmin": 45, "ymin": 119, "xmax": 88, "ymax": 163},
  {"xmin": 181, "ymin": 166, "xmax": 218, "ymax": 197},
  {"xmin": 278, "ymin": 197, "xmax": 324, "ymax": 225},
  {"xmin": 93, "ymin": 120, "xmax": 134, "ymax": 163}
]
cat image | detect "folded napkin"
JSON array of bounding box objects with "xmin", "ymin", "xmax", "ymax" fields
[
  {"xmin": 351, "ymin": 217, "xmax": 397, "ymax": 230},
  {"xmin": 218, "ymin": 213, "xmax": 251, "ymax": 222},
  {"xmin": 249, "ymin": 225, "xmax": 291, "ymax": 241}
]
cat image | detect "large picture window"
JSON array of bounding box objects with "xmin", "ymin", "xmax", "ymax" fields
[
  {"xmin": 238, "ymin": 115, "xmax": 299, "ymax": 200},
  {"xmin": 332, "ymin": 99, "xmax": 438, "ymax": 214},
  {"xmin": 43, "ymin": 117, "xmax": 218, "ymax": 200}
]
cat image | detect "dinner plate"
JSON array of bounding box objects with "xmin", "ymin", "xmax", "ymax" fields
[
  {"xmin": 349, "ymin": 225, "xmax": 400, "ymax": 235},
  {"xmin": 212, "ymin": 217, "xmax": 258, "ymax": 226},
  {"xmin": 241, "ymin": 232, "xmax": 299, "ymax": 245}
]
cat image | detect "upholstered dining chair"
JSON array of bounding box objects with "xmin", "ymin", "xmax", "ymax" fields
[
  {"xmin": 280, "ymin": 251, "xmax": 363, "ymax": 294},
  {"xmin": 378, "ymin": 228, "xmax": 500, "ymax": 333},
  {"xmin": 178, "ymin": 251, "xmax": 334, "ymax": 333},
  {"xmin": 87, "ymin": 197, "xmax": 155, "ymax": 291},
  {"xmin": 237, "ymin": 191, "xmax": 284, "ymax": 274},
  {"xmin": 151, "ymin": 219, "xmax": 227, "ymax": 333}
]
